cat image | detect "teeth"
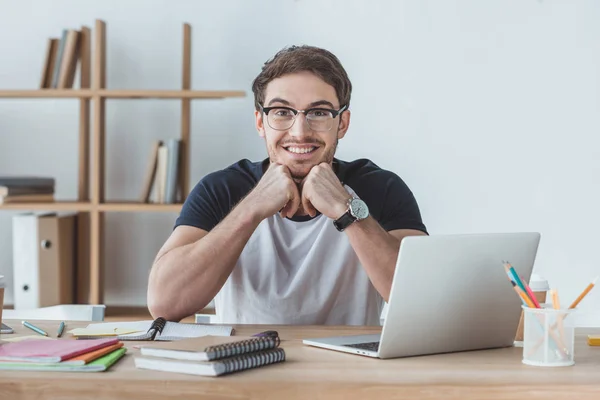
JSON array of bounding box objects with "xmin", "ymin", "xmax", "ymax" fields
[{"xmin": 286, "ymin": 147, "xmax": 315, "ymax": 154}]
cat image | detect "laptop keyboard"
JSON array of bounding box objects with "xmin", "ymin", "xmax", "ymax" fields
[{"xmin": 345, "ymin": 341, "xmax": 380, "ymax": 352}]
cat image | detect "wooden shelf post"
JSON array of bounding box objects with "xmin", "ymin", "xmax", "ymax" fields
[
  {"xmin": 90, "ymin": 19, "xmax": 107, "ymax": 305},
  {"xmin": 180, "ymin": 23, "xmax": 192, "ymax": 202},
  {"xmin": 77, "ymin": 25, "xmax": 92, "ymax": 304}
]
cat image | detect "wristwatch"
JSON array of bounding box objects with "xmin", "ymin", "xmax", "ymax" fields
[{"xmin": 333, "ymin": 197, "xmax": 369, "ymax": 232}]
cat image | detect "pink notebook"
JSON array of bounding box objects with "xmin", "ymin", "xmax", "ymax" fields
[{"xmin": 0, "ymin": 338, "xmax": 119, "ymax": 363}]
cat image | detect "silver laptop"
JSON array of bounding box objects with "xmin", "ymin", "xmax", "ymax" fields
[{"xmin": 302, "ymin": 232, "xmax": 541, "ymax": 359}]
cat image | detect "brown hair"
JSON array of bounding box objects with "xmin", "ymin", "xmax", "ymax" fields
[{"xmin": 251, "ymin": 45, "xmax": 352, "ymax": 111}]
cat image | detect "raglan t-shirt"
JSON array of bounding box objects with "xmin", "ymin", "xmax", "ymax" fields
[{"xmin": 175, "ymin": 158, "xmax": 427, "ymax": 326}]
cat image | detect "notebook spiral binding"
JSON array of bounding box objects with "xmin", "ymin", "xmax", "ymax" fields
[
  {"xmin": 221, "ymin": 348, "xmax": 286, "ymax": 375},
  {"xmin": 206, "ymin": 336, "xmax": 281, "ymax": 360},
  {"xmin": 147, "ymin": 317, "xmax": 167, "ymax": 340}
]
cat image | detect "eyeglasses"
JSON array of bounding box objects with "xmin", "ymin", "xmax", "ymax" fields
[{"xmin": 260, "ymin": 104, "xmax": 347, "ymax": 132}]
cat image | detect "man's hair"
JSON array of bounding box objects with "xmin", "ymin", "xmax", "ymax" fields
[{"xmin": 251, "ymin": 45, "xmax": 352, "ymax": 111}]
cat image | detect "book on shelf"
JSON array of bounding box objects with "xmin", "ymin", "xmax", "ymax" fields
[
  {"xmin": 0, "ymin": 177, "xmax": 55, "ymax": 204},
  {"xmin": 0, "ymin": 193, "xmax": 54, "ymax": 204},
  {"xmin": 134, "ymin": 335, "xmax": 286, "ymax": 377},
  {"xmin": 40, "ymin": 26, "xmax": 84, "ymax": 89},
  {"xmin": 140, "ymin": 139, "xmax": 181, "ymax": 204}
]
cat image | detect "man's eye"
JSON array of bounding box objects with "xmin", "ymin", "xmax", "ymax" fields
[
  {"xmin": 274, "ymin": 109, "xmax": 292, "ymax": 117},
  {"xmin": 309, "ymin": 110, "xmax": 331, "ymax": 118}
]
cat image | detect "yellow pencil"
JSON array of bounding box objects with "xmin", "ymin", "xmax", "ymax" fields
[
  {"xmin": 550, "ymin": 289, "xmax": 560, "ymax": 309},
  {"xmin": 567, "ymin": 277, "xmax": 597, "ymax": 309},
  {"xmin": 513, "ymin": 285, "xmax": 536, "ymax": 308},
  {"xmin": 550, "ymin": 289, "xmax": 565, "ymax": 345}
]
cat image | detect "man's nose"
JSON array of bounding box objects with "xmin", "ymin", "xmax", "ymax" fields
[{"xmin": 289, "ymin": 113, "xmax": 313, "ymax": 138}]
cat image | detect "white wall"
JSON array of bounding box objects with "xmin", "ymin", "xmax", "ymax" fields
[{"xmin": 1, "ymin": 0, "xmax": 599, "ymax": 323}]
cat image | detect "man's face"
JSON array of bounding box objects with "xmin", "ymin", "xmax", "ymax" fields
[{"xmin": 255, "ymin": 71, "xmax": 351, "ymax": 180}]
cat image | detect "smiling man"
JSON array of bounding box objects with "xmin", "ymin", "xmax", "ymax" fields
[{"xmin": 147, "ymin": 45, "xmax": 428, "ymax": 324}]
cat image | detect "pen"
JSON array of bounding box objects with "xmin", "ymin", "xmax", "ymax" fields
[
  {"xmin": 22, "ymin": 321, "xmax": 48, "ymax": 337},
  {"xmin": 252, "ymin": 330, "xmax": 279, "ymax": 338},
  {"xmin": 57, "ymin": 321, "xmax": 65, "ymax": 338}
]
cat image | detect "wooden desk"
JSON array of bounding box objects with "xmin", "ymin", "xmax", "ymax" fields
[{"xmin": 1, "ymin": 320, "xmax": 599, "ymax": 399}]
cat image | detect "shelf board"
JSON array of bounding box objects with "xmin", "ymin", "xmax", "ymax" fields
[
  {"xmin": 0, "ymin": 201, "xmax": 93, "ymax": 211},
  {"xmin": 0, "ymin": 90, "xmax": 93, "ymax": 98},
  {"xmin": 98, "ymin": 202, "xmax": 183, "ymax": 212},
  {"xmin": 0, "ymin": 89, "xmax": 245, "ymax": 99},
  {"xmin": 97, "ymin": 89, "xmax": 246, "ymax": 99}
]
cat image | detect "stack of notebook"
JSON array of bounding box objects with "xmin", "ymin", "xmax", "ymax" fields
[
  {"xmin": 0, "ymin": 337, "xmax": 126, "ymax": 372},
  {"xmin": 134, "ymin": 335, "xmax": 286, "ymax": 377}
]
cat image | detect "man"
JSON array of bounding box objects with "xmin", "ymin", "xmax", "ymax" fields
[{"xmin": 147, "ymin": 45, "xmax": 427, "ymax": 325}]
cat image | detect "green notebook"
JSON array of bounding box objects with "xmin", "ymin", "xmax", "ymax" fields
[{"xmin": 0, "ymin": 347, "xmax": 127, "ymax": 372}]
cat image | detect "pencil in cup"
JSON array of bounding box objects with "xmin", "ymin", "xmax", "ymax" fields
[
  {"xmin": 527, "ymin": 277, "xmax": 597, "ymax": 357},
  {"xmin": 509, "ymin": 283, "xmax": 568, "ymax": 357},
  {"xmin": 550, "ymin": 289, "xmax": 565, "ymax": 344},
  {"xmin": 502, "ymin": 261, "xmax": 568, "ymax": 356}
]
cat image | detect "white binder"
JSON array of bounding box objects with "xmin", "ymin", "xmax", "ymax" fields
[{"xmin": 12, "ymin": 212, "xmax": 76, "ymax": 309}]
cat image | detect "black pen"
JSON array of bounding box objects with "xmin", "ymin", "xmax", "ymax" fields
[{"xmin": 252, "ymin": 330, "xmax": 279, "ymax": 338}]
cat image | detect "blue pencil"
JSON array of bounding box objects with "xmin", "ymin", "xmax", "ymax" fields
[
  {"xmin": 22, "ymin": 321, "xmax": 48, "ymax": 336},
  {"xmin": 57, "ymin": 321, "xmax": 65, "ymax": 338}
]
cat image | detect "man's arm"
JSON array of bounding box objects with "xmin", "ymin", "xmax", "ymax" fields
[
  {"xmin": 147, "ymin": 201, "xmax": 262, "ymax": 321},
  {"xmin": 147, "ymin": 163, "xmax": 301, "ymax": 322},
  {"xmin": 300, "ymin": 162, "xmax": 427, "ymax": 302},
  {"xmin": 343, "ymin": 221, "xmax": 426, "ymax": 301}
]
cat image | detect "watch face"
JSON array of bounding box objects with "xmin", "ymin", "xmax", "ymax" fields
[{"xmin": 349, "ymin": 198, "xmax": 369, "ymax": 220}]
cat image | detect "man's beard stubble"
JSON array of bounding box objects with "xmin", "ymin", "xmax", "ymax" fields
[{"xmin": 285, "ymin": 137, "xmax": 339, "ymax": 181}]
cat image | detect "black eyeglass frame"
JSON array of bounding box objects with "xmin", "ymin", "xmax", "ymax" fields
[{"xmin": 259, "ymin": 104, "xmax": 348, "ymax": 131}]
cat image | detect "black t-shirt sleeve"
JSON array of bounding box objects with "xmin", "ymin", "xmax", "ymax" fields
[
  {"xmin": 342, "ymin": 160, "xmax": 427, "ymax": 234},
  {"xmin": 174, "ymin": 164, "xmax": 258, "ymax": 232},
  {"xmin": 174, "ymin": 176, "xmax": 223, "ymax": 232},
  {"xmin": 377, "ymin": 172, "xmax": 427, "ymax": 233}
]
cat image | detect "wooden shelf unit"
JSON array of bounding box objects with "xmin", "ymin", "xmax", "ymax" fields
[{"xmin": 0, "ymin": 19, "xmax": 245, "ymax": 305}]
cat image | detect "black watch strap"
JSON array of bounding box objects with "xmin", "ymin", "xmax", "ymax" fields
[{"xmin": 333, "ymin": 211, "xmax": 356, "ymax": 232}]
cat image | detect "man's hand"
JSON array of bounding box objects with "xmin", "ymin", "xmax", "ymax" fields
[
  {"xmin": 301, "ymin": 163, "xmax": 351, "ymax": 219},
  {"xmin": 245, "ymin": 163, "xmax": 301, "ymax": 220}
]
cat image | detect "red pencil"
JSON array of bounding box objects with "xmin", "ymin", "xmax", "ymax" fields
[{"xmin": 521, "ymin": 275, "xmax": 542, "ymax": 308}]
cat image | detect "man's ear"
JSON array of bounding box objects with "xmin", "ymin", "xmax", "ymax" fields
[
  {"xmin": 337, "ymin": 109, "xmax": 351, "ymax": 139},
  {"xmin": 255, "ymin": 110, "xmax": 266, "ymax": 138}
]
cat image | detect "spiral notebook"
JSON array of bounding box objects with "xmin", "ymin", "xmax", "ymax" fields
[
  {"xmin": 138, "ymin": 334, "xmax": 281, "ymax": 361},
  {"xmin": 72, "ymin": 317, "xmax": 233, "ymax": 341},
  {"xmin": 134, "ymin": 348, "xmax": 286, "ymax": 377}
]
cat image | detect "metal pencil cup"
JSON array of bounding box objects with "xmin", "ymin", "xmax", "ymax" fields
[{"xmin": 522, "ymin": 305, "xmax": 577, "ymax": 367}]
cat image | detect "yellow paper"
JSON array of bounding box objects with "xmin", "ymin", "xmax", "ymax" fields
[
  {"xmin": 2, "ymin": 335, "xmax": 56, "ymax": 342},
  {"xmin": 68, "ymin": 327, "xmax": 143, "ymax": 336},
  {"xmin": 587, "ymin": 335, "xmax": 600, "ymax": 346}
]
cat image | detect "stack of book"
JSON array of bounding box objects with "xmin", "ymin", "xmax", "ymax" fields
[
  {"xmin": 0, "ymin": 177, "xmax": 55, "ymax": 204},
  {"xmin": 39, "ymin": 27, "xmax": 86, "ymax": 89},
  {"xmin": 139, "ymin": 139, "xmax": 182, "ymax": 204},
  {"xmin": 0, "ymin": 337, "xmax": 126, "ymax": 372},
  {"xmin": 134, "ymin": 334, "xmax": 286, "ymax": 377}
]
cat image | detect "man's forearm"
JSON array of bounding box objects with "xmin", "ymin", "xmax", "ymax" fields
[
  {"xmin": 148, "ymin": 199, "xmax": 262, "ymax": 321},
  {"xmin": 344, "ymin": 217, "xmax": 404, "ymax": 302}
]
